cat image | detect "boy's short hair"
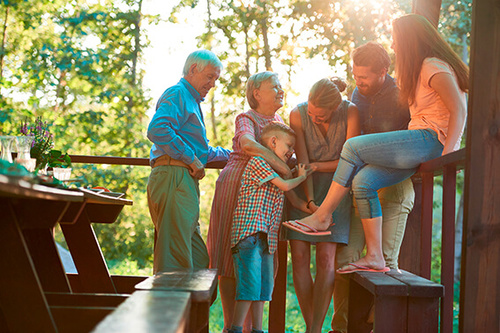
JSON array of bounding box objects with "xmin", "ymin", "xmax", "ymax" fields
[
  {"xmin": 352, "ymin": 41, "xmax": 391, "ymax": 73},
  {"xmin": 260, "ymin": 121, "xmax": 296, "ymax": 147}
]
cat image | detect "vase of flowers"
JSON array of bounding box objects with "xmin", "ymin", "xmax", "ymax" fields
[{"xmin": 20, "ymin": 116, "xmax": 54, "ymax": 170}]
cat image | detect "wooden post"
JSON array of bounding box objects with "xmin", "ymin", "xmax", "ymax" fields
[
  {"xmin": 441, "ymin": 165, "xmax": 457, "ymax": 333},
  {"xmin": 420, "ymin": 172, "xmax": 434, "ymax": 279},
  {"xmin": 460, "ymin": 0, "xmax": 500, "ymax": 331},
  {"xmin": 412, "ymin": 0, "xmax": 442, "ymax": 27},
  {"xmin": 269, "ymin": 240, "xmax": 287, "ymax": 333},
  {"xmin": 399, "ymin": 177, "xmax": 423, "ymax": 275}
]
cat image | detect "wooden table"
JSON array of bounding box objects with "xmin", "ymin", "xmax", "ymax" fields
[
  {"xmin": 0, "ymin": 175, "xmax": 132, "ymax": 332},
  {"xmin": 59, "ymin": 188, "xmax": 133, "ymax": 293}
]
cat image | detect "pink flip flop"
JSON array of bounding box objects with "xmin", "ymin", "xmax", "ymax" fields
[
  {"xmin": 282, "ymin": 220, "xmax": 331, "ymax": 236},
  {"xmin": 336, "ymin": 263, "xmax": 390, "ymax": 274}
]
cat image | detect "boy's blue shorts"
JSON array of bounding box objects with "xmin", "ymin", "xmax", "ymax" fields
[{"xmin": 232, "ymin": 232, "xmax": 274, "ymax": 301}]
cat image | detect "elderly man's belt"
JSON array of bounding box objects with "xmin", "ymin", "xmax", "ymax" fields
[{"xmin": 153, "ymin": 155, "xmax": 190, "ymax": 169}]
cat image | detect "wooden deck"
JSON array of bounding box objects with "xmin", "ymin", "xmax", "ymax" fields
[{"xmin": 60, "ymin": 142, "xmax": 469, "ymax": 333}]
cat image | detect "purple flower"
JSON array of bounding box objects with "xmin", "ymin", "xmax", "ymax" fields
[
  {"xmin": 20, "ymin": 122, "xmax": 28, "ymax": 135},
  {"xmin": 18, "ymin": 116, "xmax": 55, "ymax": 167}
]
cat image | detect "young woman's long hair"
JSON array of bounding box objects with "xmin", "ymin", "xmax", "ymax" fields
[{"xmin": 392, "ymin": 14, "xmax": 469, "ymax": 105}]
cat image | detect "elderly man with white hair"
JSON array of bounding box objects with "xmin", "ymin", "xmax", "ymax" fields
[{"xmin": 147, "ymin": 49, "xmax": 231, "ymax": 273}]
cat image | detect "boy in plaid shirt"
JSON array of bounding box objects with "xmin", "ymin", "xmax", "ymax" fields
[{"xmin": 228, "ymin": 122, "xmax": 315, "ymax": 333}]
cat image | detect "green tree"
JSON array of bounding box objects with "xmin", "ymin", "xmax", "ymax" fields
[
  {"xmin": 1, "ymin": 0, "xmax": 157, "ymax": 273},
  {"xmin": 439, "ymin": 0, "xmax": 472, "ymax": 62},
  {"xmin": 286, "ymin": 0, "xmax": 411, "ymax": 88}
]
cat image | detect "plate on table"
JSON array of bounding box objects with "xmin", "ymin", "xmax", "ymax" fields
[
  {"xmin": 87, "ymin": 188, "xmax": 104, "ymax": 194},
  {"xmin": 98, "ymin": 191, "xmax": 125, "ymax": 198}
]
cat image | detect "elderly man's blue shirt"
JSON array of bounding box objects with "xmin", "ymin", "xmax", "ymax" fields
[{"xmin": 147, "ymin": 78, "xmax": 230, "ymax": 166}]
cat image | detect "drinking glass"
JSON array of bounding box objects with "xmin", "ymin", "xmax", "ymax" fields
[
  {"xmin": 0, "ymin": 136, "xmax": 15, "ymax": 163},
  {"xmin": 15, "ymin": 136, "xmax": 35, "ymax": 160},
  {"xmin": 12, "ymin": 136, "xmax": 37, "ymax": 172}
]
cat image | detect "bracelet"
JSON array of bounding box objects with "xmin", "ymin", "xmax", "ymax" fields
[{"xmin": 306, "ymin": 199, "xmax": 315, "ymax": 209}]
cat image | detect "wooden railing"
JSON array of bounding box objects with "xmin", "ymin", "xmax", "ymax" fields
[
  {"xmin": 69, "ymin": 148, "xmax": 466, "ymax": 333},
  {"xmin": 69, "ymin": 155, "xmax": 227, "ymax": 169},
  {"xmin": 416, "ymin": 148, "xmax": 465, "ymax": 333}
]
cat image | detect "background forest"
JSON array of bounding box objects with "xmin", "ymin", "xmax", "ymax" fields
[{"xmin": 0, "ymin": 0, "xmax": 471, "ymax": 331}]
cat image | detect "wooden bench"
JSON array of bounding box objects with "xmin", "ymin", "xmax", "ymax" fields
[
  {"xmin": 66, "ymin": 274, "xmax": 148, "ymax": 294},
  {"xmin": 348, "ymin": 269, "xmax": 444, "ymax": 333},
  {"xmin": 134, "ymin": 269, "xmax": 218, "ymax": 333},
  {"xmin": 92, "ymin": 290, "xmax": 191, "ymax": 333},
  {"xmin": 36, "ymin": 292, "xmax": 128, "ymax": 333}
]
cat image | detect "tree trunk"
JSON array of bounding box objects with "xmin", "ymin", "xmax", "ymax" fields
[
  {"xmin": 412, "ymin": 0, "xmax": 442, "ymax": 27},
  {"xmin": 244, "ymin": 24, "xmax": 250, "ymax": 79},
  {"xmin": 261, "ymin": 19, "xmax": 271, "ymax": 71},
  {"xmin": 130, "ymin": 0, "xmax": 142, "ymax": 87},
  {"xmin": 55, "ymin": 70, "xmax": 67, "ymax": 112},
  {"xmin": 259, "ymin": 3, "xmax": 272, "ymax": 71},
  {"xmin": 125, "ymin": 0, "xmax": 142, "ymax": 159},
  {"xmin": 0, "ymin": 5, "xmax": 9, "ymax": 89},
  {"xmin": 206, "ymin": 0, "xmax": 218, "ymax": 145},
  {"xmin": 210, "ymin": 93, "xmax": 217, "ymax": 140}
]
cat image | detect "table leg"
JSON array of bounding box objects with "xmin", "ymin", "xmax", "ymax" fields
[
  {"xmin": 60, "ymin": 211, "xmax": 116, "ymax": 293},
  {"xmin": 0, "ymin": 200, "xmax": 57, "ymax": 332},
  {"xmin": 23, "ymin": 228, "xmax": 73, "ymax": 292}
]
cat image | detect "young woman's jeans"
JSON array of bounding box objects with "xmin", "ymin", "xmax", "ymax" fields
[{"xmin": 333, "ymin": 129, "xmax": 444, "ymax": 219}]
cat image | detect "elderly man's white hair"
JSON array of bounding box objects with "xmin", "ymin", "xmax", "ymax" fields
[{"xmin": 182, "ymin": 50, "xmax": 223, "ymax": 76}]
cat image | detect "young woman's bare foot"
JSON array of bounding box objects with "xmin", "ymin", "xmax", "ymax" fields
[
  {"xmin": 337, "ymin": 254, "xmax": 387, "ymax": 273},
  {"xmin": 296, "ymin": 212, "xmax": 332, "ymax": 231}
]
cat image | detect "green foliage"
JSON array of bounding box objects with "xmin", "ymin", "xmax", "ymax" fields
[
  {"xmin": 439, "ymin": 0, "xmax": 472, "ymax": 62},
  {"xmin": 107, "ymin": 258, "xmax": 152, "ymax": 276},
  {"xmin": 47, "ymin": 150, "xmax": 72, "ymax": 168},
  {"xmin": 1, "ymin": 0, "xmax": 154, "ymax": 273}
]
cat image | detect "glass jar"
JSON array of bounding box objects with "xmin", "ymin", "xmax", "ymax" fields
[
  {"xmin": 16, "ymin": 136, "xmax": 35, "ymax": 160},
  {"xmin": 0, "ymin": 136, "xmax": 15, "ymax": 163}
]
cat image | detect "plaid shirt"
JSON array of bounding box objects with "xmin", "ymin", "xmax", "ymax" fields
[{"xmin": 231, "ymin": 156, "xmax": 284, "ymax": 254}]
